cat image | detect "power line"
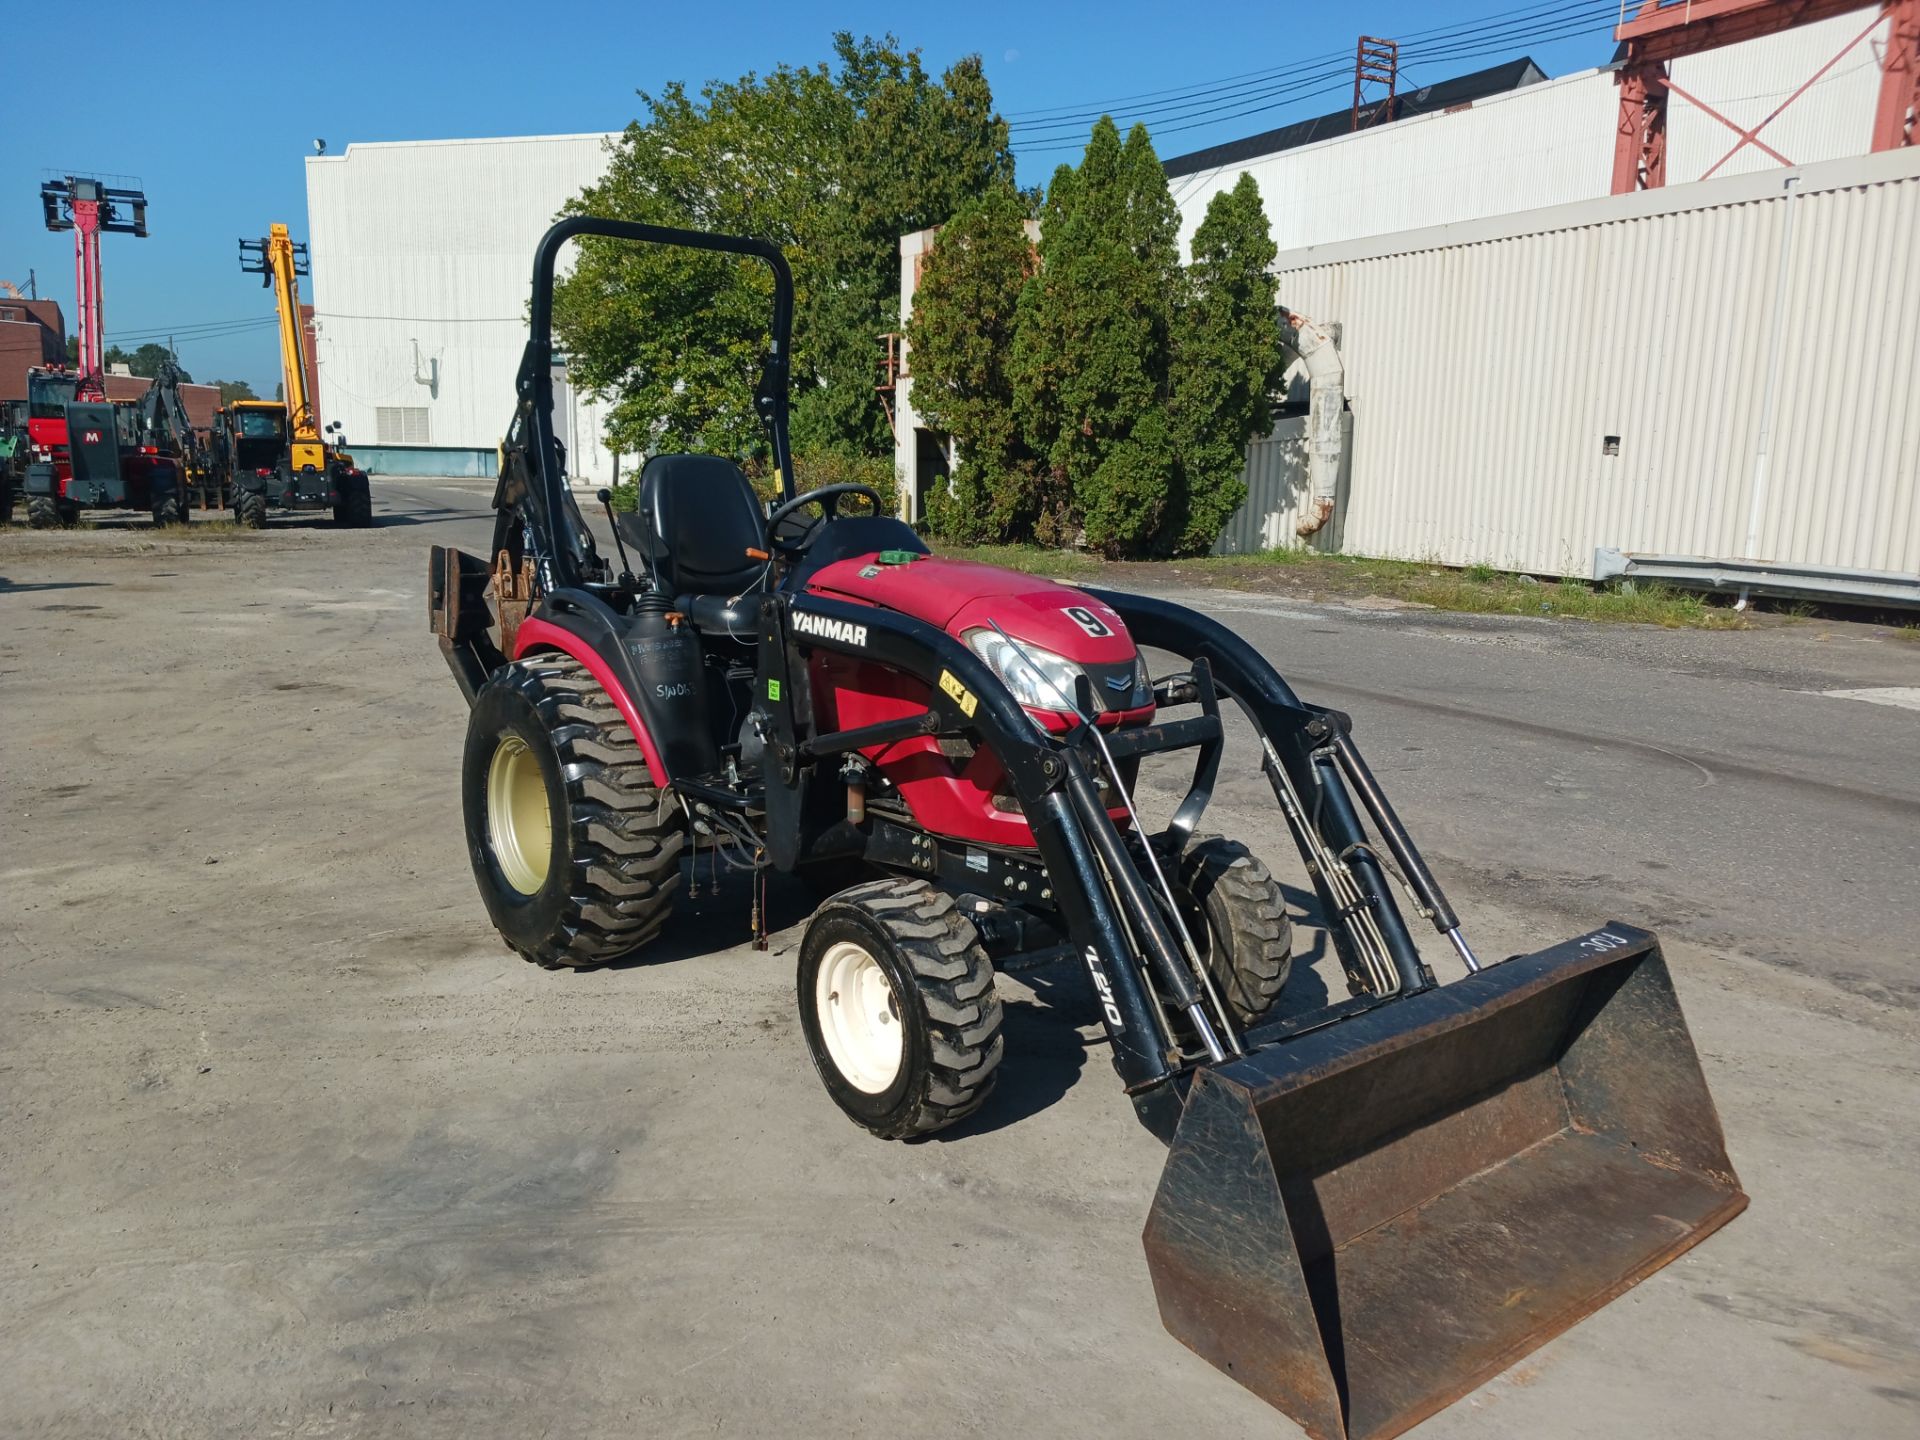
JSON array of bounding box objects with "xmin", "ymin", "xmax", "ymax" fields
[
  {"xmin": 1007, "ymin": 0, "xmax": 1619, "ymax": 131},
  {"xmin": 1014, "ymin": 0, "xmax": 1623, "ymax": 155},
  {"xmin": 106, "ymin": 315, "xmax": 277, "ymax": 342}
]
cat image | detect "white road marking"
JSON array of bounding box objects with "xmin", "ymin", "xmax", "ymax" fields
[{"xmin": 1817, "ymin": 687, "xmax": 1920, "ymax": 711}]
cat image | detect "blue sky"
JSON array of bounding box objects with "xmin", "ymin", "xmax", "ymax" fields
[{"xmin": 0, "ymin": 1, "xmax": 1621, "ymax": 393}]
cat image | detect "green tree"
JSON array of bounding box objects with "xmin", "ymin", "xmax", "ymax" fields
[
  {"xmin": 1168, "ymin": 174, "xmax": 1282, "ymax": 554},
  {"xmin": 102, "ymin": 342, "xmax": 188, "ymax": 380},
  {"xmin": 905, "ymin": 183, "xmax": 1039, "ymax": 542},
  {"xmin": 552, "ymin": 34, "xmax": 1011, "ymax": 476},
  {"xmin": 1010, "ymin": 119, "xmax": 1184, "ymax": 554},
  {"xmin": 799, "ymin": 45, "xmax": 1013, "ymax": 464},
  {"xmin": 130, "ymin": 343, "xmax": 186, "ymax": 381},
  {"xmin": 211, "ymin": 379, "xmax": 257, "ymax": 403}
]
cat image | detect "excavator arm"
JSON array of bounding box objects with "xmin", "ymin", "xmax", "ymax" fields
[{"xmin": 139, "ymin": 359, "xmax": 204, "ymax": 473}]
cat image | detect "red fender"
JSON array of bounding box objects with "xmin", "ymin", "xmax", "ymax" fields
[{"xmin": 513, "ymin": 616, "xmax": 669, "ymax": 787}]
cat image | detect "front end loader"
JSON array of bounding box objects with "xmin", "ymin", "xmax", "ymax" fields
[{"xmin": 429, "ymin": 217, "xmax": 1745, "ymax": 1440}]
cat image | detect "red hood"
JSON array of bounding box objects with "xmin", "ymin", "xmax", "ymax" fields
[{"xmin": 804, "ymin": 553, "xmax": 1136, "ymax": 663}]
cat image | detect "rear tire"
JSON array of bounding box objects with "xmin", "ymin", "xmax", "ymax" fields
[
  {"xmin": 152, "ymin": 492, "xmax": 185, "ymax": 527},
  {"xmin": 462, "ymin": 654, "xmax": 684, "ymax": 968},
  {"xmin": 798, "ymin": 879, "xmax": 1003, "ymax": 1139},
  {"xmin": 235, "ymin": 491, "xmax": 267, "ymax": 529},
  {"xmin": 27, "ymin": 496, "xmax": 64, "ymax": 529}
]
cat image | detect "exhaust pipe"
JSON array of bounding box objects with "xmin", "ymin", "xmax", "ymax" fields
[{"xmin": 1142, "ymin": 925, "xmax": 1745, "ymax": 1440}]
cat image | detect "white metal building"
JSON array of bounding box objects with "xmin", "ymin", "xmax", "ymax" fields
[
  {"xmin": 893, "ymin": 8, "xmax": 1913, "ymax": 599},
  {"xmin": 304, "ymin": 134, "xmax": 621, "ymax": 481},
  {"xmin": 1163, "ymin": 7, "xmax": 1892, "ymax": 256},
  {"xmin": 1242, "ymin": 147, "xmax": 1920, "ymax": 596}
]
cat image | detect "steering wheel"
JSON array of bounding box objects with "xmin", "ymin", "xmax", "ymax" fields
[{"xmin": 765, "ymin": 483, "xmax": 886, "ymax": 553}]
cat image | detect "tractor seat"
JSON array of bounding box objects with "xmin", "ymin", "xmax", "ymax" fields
[{"xmin": 615, "ymin": 454, "xmax": 768, "ymax": 618}]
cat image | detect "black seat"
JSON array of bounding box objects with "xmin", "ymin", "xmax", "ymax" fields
[{"xmin": 616, "ymin": 453, "xmax": 767, "ymax": 601}]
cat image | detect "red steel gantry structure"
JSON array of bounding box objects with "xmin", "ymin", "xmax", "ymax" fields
[
  {"xmin": 1612, "ymin": 0, "xmax": 1920, "ymax": 193},
  {"xmin": 39, "ymin": 176, "xmax": 149, "ymax": 397}
]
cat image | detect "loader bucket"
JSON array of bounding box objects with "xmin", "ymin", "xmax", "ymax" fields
[{"xmin": 1142, "ymin": 925, "xmax": 1745, "ymax": 1440}]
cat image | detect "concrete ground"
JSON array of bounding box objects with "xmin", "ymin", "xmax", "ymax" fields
[{"xmin": 2, "ymin": 479, "xmax": 1916, "ymax": 1439}]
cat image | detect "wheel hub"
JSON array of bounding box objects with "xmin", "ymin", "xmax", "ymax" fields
[
  {"xmin": 815, "ymin": 940, "xmax": 903, "ymax": 1093},
  {"xmin": 486, "ymin": 734, "xmax": 551, "ymax": 895}
]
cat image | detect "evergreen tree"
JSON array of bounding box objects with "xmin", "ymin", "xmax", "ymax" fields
[
  {"xmin": 1168, "ymin": 173, "xmax": 1283, "ymax": 554},
  {"xmin": 905, "ymin": 183, "xmax": 1039, "ymax": 542},
  {"xmin": 799, "ymin": 46, "xmax": 1013, "ymax": 465},
  {"xmin": 1010, "ymin": 119, "xmax": 1184, "ymax": 554}
]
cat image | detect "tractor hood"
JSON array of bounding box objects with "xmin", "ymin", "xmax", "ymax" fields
[{"xmin": 804, "ymin": 552, "xmax": 1138, "ymax": 666}]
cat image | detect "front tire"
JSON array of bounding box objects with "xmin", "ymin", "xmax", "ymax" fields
[
  {"xmin": 235, "ymin": 491, "xmax": 267, "ymax": 529},
  {"xmin": 1172, "ymin": 835, "xmax": 1293, "ymax": 1025},
  {"xmin": 462, "ymin": 654, "xmax": 684, "ymax": 968},
  {"xmin": 27, "ymin": 496, "xmax": 66, "ymax": 529},
  {"xmin": 798, "ymin": 880, "xmax": 1003, "ymax": 1139},
  {"xmin": 152, "ymin": 492, "xmax": 185, "ymax": 527}
]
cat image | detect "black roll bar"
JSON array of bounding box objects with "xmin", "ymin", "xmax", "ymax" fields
[{"xmin": 518, "ymin": 217, "xmax": 797, "ymax": 591}]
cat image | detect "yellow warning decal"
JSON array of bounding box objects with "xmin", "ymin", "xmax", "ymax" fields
[{"xmin": 938, "ymin": 669, "xmax": 978, "ymax": 717}]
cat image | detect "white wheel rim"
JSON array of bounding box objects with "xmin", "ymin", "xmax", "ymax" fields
[
  {"xmin": 486, "ymin": 734, "xmax": 551, "ymax": 895},
  {"xmin": 815, "ymin": 940, "xmax": 904, "ymax": 1093}
]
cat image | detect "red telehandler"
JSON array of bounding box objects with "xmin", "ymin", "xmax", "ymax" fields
[{"xmin": 20, "ymin": 176, "xmax": 185, "ymax": 528}]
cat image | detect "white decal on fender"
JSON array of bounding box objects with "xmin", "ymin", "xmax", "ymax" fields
[{"xmin": 792, "ymin": 611, "xmax": 869, "ymax": 647}]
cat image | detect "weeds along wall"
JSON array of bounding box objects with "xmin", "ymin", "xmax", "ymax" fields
[{"xmin": 1267, "ymin": 147, "xmax": 1920, "ymax": 581}]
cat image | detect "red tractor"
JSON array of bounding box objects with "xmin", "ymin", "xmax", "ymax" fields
[{"xmin": 430, "ymin": 219, "xmax": 1745, "ymax": 1440}]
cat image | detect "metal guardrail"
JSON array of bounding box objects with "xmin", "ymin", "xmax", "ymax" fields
[{"xmin": 1593, "ymin": 548, "xmax": 1920, "ymax": 609}]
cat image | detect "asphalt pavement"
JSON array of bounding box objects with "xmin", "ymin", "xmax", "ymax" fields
[{"xmin": 2, "ymin": 476, "xmax": 1914, "ymax": 1439}]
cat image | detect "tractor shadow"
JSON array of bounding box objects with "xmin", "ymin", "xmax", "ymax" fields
[
  {"xmin": 0, "ymin": 577, "xmax": 110, "ymax": 595},
  {"xmin": 934, "ymin": 955, "xmax": 1092, "ymax": 1142},
  {"xmin": 601, "ymin": 869, "xmax": 1343, "ymax": 1137},
  {"xmin": 1275, "ymin": 880, "xmax": 1336, "ymax": 1020},
  {"xmin": 598, "ymin": 868, "xmax": 817, "ymax": 971}
]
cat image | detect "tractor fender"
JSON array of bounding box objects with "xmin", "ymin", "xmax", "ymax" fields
[{"xmin": 512, "ymin": 610, "xmax": 672, "ymax": 788}]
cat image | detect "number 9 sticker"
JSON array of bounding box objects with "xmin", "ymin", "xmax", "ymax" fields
[{"xmin": 1064, "ymin": 605, "xmax": 1112, "ymax": 638}]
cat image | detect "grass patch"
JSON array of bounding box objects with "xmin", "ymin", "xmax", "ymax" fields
[
  {"xmin": 941, "ymin": 542, "xmax": 1745, "ymax": 629},
  {"xmin": 169, "ymin": 520, "xmax": 251, "ymax": 540},
  {"xmin": 943, "ymin": 543, "xmax": 1100, "ymax": 580}
]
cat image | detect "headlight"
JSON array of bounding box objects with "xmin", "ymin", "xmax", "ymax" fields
[
  {"xmin": 963, "ymin": 629, "xmax": 1150, "ymax": 713},
  {"xmin": 964, "ymin": 628, "xmax": 1088, "ymax": 712}
]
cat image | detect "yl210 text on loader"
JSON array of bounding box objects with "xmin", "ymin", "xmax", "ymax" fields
[{"xmin": 429, "ymin": 217, "xmax": 1746, "ymax": 1440}]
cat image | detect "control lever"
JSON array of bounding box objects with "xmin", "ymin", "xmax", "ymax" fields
[{"xmin": 598, "ymin": 488, "xmax": 642, "ymax": 590}]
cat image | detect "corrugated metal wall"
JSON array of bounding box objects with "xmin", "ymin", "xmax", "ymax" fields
[
  {"xmin": 1213, "ymin": 413, "xmax": 1355, "ymax": 555},
  {"xmin": 304, "ymin": 135, "xmax": 621, "ymax": 481},
  {"xmin": 1171, "ymin": 9, "xmax": 1887, "ymax": 259},
  {"xmin": 1261, "ymin": 147, "xmax": 1920, "ymax": 578}
]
